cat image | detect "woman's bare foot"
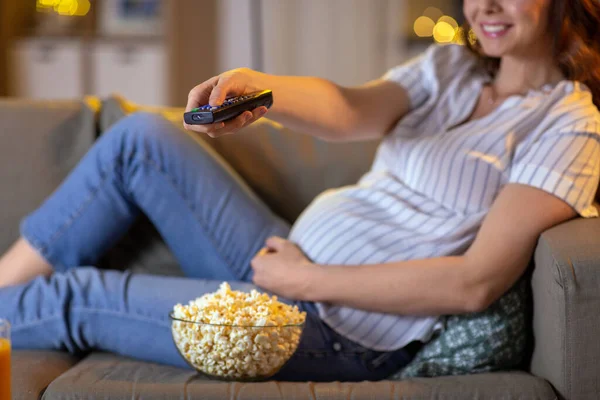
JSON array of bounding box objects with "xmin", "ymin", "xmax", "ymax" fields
[{"xmin": 0, "ymin": 238, "xmax": 53, "ymax": 288}]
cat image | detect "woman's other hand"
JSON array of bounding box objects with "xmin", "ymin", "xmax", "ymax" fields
[
  {"xmin": 251, "ymin": 236, "xmax": 322, "ymax": 301},
  {"xmin": 184, "ymin": 67, "xmax": 269, "ymax": 138}
]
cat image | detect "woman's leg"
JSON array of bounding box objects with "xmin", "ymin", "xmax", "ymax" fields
[
  {"xmin": 0, "ymin": 239, "xmax": 52, "ymax": 287},
  {"xmin": 0, "ymin": 112, "xmax": 289, "ymax": 286},
  {"xmin": 0, "ymin": 268, "xmax": 413, "ymax": 382}
]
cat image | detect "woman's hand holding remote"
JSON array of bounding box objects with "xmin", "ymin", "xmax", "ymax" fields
[
  {"xmin": 184, "ymin": 68, "xmax": 269, "ymax": 137},
  {"xmin": 184, "ymin": 66, "xmax": 410, "ymax": 141}
]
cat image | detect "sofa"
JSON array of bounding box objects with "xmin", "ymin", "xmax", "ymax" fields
[{"xmin": 2, "ymin": 96, "xmax": 599, "ymax": 399}]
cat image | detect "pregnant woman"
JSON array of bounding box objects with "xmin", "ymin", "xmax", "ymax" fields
[{"xmin": 1, "ymin": 0, "xmax": 599, "ymax": 382}]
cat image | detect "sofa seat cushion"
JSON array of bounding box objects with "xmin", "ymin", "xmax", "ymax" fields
[
  {"xmin": 43, "ymin": 352, "xmax": 556, "ymax": 400},
  {"xmin": 12, "ymin": 350, "xmax": 81, "ymax": 400}
]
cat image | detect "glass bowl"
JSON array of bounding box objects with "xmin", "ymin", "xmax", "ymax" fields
[{"xmin": 169, "ymin": 313, "xmax": 305, "ymax": 381}]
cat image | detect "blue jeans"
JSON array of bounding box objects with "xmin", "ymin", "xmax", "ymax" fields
[{"xmin": 0, "ymin": 113, "xmax": 414, "ymax": 381}]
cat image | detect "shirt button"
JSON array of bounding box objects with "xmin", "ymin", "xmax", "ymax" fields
[{"xmin": 332, "ymin": 342, "xmax": 342, "ymax": 352}]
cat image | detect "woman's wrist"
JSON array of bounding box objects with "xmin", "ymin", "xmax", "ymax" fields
[
  {"xmin": 303, "ymin": 263, "xmax": 331, "ymax": 302},
  {"xmin": 247, "ymin": 69, "xmax": 272, "ymax": 93}
]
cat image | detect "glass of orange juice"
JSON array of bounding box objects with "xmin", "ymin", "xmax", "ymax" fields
[{"xmin": 0, "ymin": 319, "xmax": 10, "ymax": 400}]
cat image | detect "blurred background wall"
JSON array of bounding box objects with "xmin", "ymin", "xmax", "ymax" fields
[
  {"xmin": 0, "ymin": 0, "xmax": 464, "ymax": 107},
  {"xmin": 0, "ymin": 1, "xmax": 35, "ymax": 96}
]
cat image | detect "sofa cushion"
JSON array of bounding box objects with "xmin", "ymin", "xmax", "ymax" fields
[
  {"xmin": 0, "ymin": 98, "xmax": 98, "ymax": 255},
  {"xmin": 12, "ymin": 350, "xmax": 81, "ymax": 400},
  {"xmin": 43, "ymin": 352, "xmax": 556, "ymax": 400}
]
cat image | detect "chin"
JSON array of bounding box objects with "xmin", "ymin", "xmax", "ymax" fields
[
  {"xmin": 475, "ymin": 32, "xmax": 517, "ymax": 58},
  {"xmin": 479, "ymin": 40, "xmax": 532, "ymax": 60},
  {"xmin": 478, "ymin": 44, "xmax": 506, "ymax": 58}
]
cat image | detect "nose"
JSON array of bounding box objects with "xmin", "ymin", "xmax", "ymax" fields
[{"xmin": 479, "ymin": 0, "xmax": 502, "ymax": 14}]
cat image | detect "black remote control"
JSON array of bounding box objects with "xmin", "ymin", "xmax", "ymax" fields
[{"xmin": 184, "ymin": 90, "xmax": 273, "ymax": 125}]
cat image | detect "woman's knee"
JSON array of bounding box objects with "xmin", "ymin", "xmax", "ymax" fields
[
  {"xmin": 121, "ymin": 112, "xmax": 168, "ymax": 133},
  {"xmin": 109, "ymin": 112, "xmax": 170, "ymax": 142},
  {"xmin": 99, "ymin": 112, "xmax": 182, "ymax": 161}
]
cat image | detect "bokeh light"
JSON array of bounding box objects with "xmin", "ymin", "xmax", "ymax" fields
[
  {"xmin": 414, "ymin": 16, "xmax": 435, "ymax": 38},
  {"xmin": 438, "ymin": 15, "xmax": 458, "ymax": 29},
  {"xmin": 433, "ymin": 21, "xmax": 456, "ymax": 43},
  {"xmin": 413, "ymin": 8, "xmax": 463, "ymax": 45},
  {"xmin": 36, "ymin": 0, "xmax": 90, "ymax": 16},
  {"xmin": 423, "ymin": 7, "xmax": 444, "ymax": 23}
]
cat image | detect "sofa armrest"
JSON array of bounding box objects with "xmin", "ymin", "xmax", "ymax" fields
[{"xmin": 530, "ymin": 217, "xmax": 600, "ymax": 400}]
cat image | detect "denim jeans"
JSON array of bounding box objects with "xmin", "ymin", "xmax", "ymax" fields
[{"xmin": 0, "ymin": 113, "xmax": 414, "ymax": 381}]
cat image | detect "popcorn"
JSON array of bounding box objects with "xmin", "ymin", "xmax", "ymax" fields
[{"xmin": 171, "ymin": 282, "xmax": 305, "ymax": 379}]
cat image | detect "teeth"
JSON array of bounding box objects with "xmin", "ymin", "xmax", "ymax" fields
[{"xmin": 482, "ymin": 24, "xmax": 508, "ymax": 33}]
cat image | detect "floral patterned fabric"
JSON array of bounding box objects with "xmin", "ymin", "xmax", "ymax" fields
[{"xmin": 391, "ymin": 277, "xmax": 529, "ymax": 379}]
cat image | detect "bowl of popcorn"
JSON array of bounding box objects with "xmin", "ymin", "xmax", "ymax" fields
[{"xmin": 170, "ymin": 282, "xmax": 306, "ymax": 381}]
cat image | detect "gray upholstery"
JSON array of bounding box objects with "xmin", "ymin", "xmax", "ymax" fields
[
  {"xmin": 531, "ymin": 217, "xmax": 600, "ymax": 400},
  {"xmin": 0, "ymin": 99, "xmax": 96, "ymax": 255},
  {"xmin": 44, "ymin": 353, "xmax": 556, "ymax": 400},
  {"xmin": 5, "ymin": 97, "xmax": 600, "ymax": 399},
  {"xmin": 11, "ymin": 351, "xmax": 80, "ymax": 400}
]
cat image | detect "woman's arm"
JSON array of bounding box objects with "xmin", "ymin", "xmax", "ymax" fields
[
  {"xmin": 186, "ymin": 68, "xmax": 411, "ymax": 142},
  {"xmin": 252, "ymin": 72, "xmax": 412, "ymax": 142},
  {"xmin": 286, "ymin": 184, "xmax": 576, "ymax": 315}
]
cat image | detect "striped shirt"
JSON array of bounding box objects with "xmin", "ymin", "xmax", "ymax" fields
[{"xmin": 288, "ymin": 44, "xmax": 600, "ymax": 352}]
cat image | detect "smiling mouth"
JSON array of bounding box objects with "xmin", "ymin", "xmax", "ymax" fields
[{"xmin": 480, "ymin": 23, "xmax": 513, "ymax": 38}]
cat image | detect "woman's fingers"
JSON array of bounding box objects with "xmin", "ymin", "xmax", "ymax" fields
[
  {"xmin": 202, "ymin": 106, "xmax": 268, "ymax": 138},
  {"xmin": 185, "ymin": 76, "xmax": 219, "ymax": 112},
  {"xmin": 256, "ymin": 246, "xmax": 276, "ymax": 257},
  {"xmin": 203, "ymin": 112, "xmax": 252, "ymax": 138},
  {"xmin": 192, "ymin": 111, "xmax": 251, "ymax": 138},
  {"xmin": 224, "ymin": 106, "xmax": 269, "ymax": 135},
  {"xmin": 244, "ymin": 106, "xmax": 269, "ymax": 125},
  {"xmin": 208, "ymin": 75, "xmax": 233, "ymax": 106},
  {"xmin": 203, "ymin": 122, "xmax": 227, "ymax": 136},
  {"xmin": 184, "ymin": 106, "xmax": 267, "ymax": 136}
]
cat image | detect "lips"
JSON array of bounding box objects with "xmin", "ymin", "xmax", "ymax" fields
[{"xmin": 480, "ymin": 23, "xmax": 512, "ymax": 38}]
